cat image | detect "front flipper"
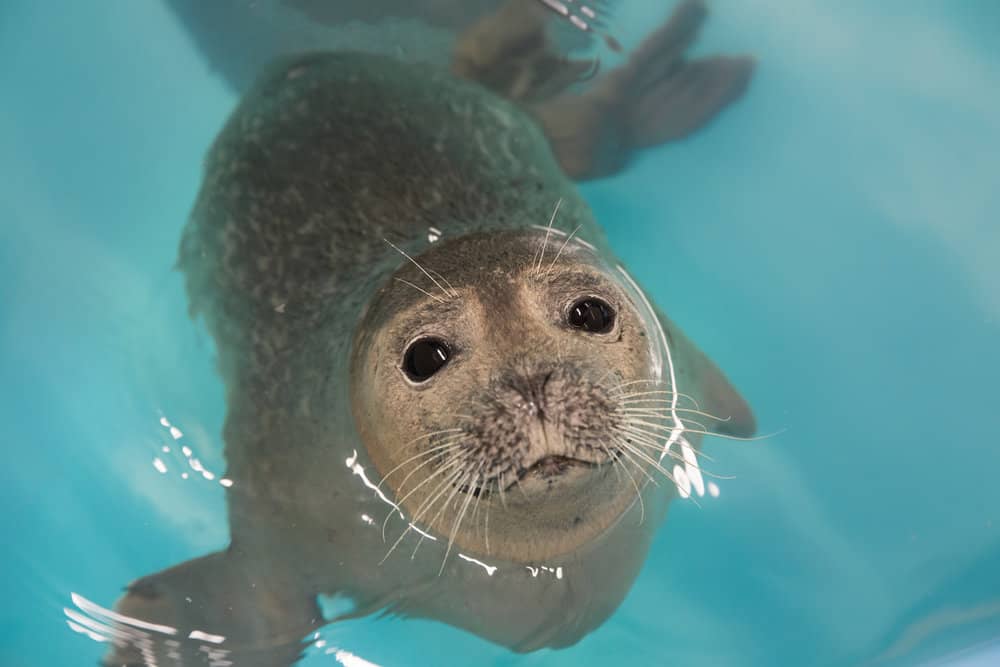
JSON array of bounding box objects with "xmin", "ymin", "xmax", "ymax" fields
[
  {"xmin": 656, "ymin": 308, "xmax": 756, "ymax": 438},
  {"xmin": 105, "ymin": 549, "xmax": 321, "ymax": 666}
]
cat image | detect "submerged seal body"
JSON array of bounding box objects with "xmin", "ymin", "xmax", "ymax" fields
[{"xmin": 109, "ymin": 52, "xmax": 754, "ymax": 664}]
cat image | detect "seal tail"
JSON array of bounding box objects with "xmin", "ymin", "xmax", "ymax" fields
[{"xmin": 103, "ymin": 549, "xmax": 321, "ymax": 667}]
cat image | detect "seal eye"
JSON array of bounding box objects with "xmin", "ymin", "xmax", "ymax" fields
[
  {"xmin": 403, "ymin": 338, "xmax": 450, "ymax": 382},
  {"xmin": 568, "ymin": 298, "xmax": 615, "ymax": 333}
]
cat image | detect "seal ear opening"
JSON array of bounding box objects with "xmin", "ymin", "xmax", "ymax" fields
[{"xmin": 659, "ymin": 312, "xmax": 756, "ymax": 438}]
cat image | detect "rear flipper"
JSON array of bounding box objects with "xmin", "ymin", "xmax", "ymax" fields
[
  {"xmin": 104, "ymin": 549, "xmax": 321, "ymax": 666},
  {"xmin": 528, "ymin": 0, "xmax": 754, "ymax": 179},
  {"xmin": 625, "ymin": 54, "xmax": 754, "ymax": 148}
]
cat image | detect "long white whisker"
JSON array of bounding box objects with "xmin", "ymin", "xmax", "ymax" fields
[
  {"xmin": 418, "ymin": 464, "xmax": 473, "ymax": 564},
  {"xmin": 619, "ymin": 429, "xmax": 699, "ymax": 465},
  {"xmin": 382, "ymin": 455, "xmax": 465, "ymax": 541},
  {"xmin": 627, "ymin": 419, "xmax": 776, "ymax": 442},
  {"xmin": 469, "ymin": 467, "xmax": 488, "ymax": 549},
  {"xmin": 498, "ymin": 472, "xmax": 509, "ymax": 509},
  {"xmin": 621, "ymin": 402, "xmax": 732, "ymax": 423},
  {"xmin": 440, "ymin": 460, "xmax": 485, "ymax": 575},
  {"xmin": 597, "ymin": 442, "xmax": 623, "ymax": 483},
  {"xmin": 611, "ymin": 444, "xmax": 646, "ymax": 523},
  {"xmin": 385, "ymin": 439, "xmax": 466, "ymax": 501},
  {"xmin": 427, "ymin": 268, "xmax": 459, "ymax": 299},
  {"xmin": 384, "ymin": 238, "xmax": 455, "ymax": 300},
  {"xmin": 622, "ymin": 412, "xmax": 710, "ymax": 434},
  {"xmin": 612, "ymin": 388, "xmax": 701, "ymax": 407},
  {"xmin": 380, "ymin": 465, "xmax": 465, "ymax": 563},
  {"xmin": 612, "ymin": 441, "xmax": 660, "ymax": 487},
  {"xmin": 397, "ymin": 427, "xmax": 464, "ymax": 451},
  {"xmin": 616, "ymin": 440, "xmax": 678, "ymax": 484},
  {"xmin": 394, "ymin": 278, "xmax": 447, "ymax": 304},
  {"xmin": 545, "ymin": 223, "xmax": 582, "ymax": 275},
  {"xmin": 534, "ymin": 198, "xmax": 563, "ymax": 274},
  {"xmin": 377, "ymin": 438, "xmax": 466, "ymax": 489},
  {"xmin": 484, "ymin": 498, "xmax": 491, "ymax": 555}
]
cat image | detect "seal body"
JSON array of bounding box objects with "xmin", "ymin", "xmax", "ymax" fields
[{"xmin": 109, "ymin": 51, "xmax": 754, "ymax": 665}]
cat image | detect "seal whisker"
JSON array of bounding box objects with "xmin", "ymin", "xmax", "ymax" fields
[
  {"xmin": 609, "ymin": 442, "xmax": 647, "ymax": 524},
  {"xmin": 469, "ymin": 467, "xmax": 488, "ymax": 548},
  {"xmin": 619, "ymin": 427, "xmax": 736, "ymax": 482},
  {"xmin": 622, "ymin": 409, "xmax": 717, "ymax": 432},
  {"xmin": 382, "ymin": 454, "xmax": 467, "ymax": 542},
  {"xmin": 376, "ymin": 438, "xmax": 466, "ymax": 490},
  {"xmin": 610, "ymin": 440, "xmax": 659, "ymax": 487},
  {"xmin": 392, "ymin": 450, "xmax": 468, "ymax": 509},
  {"xmin": 620, "ymin": 402, "xmax": 732, "ymax": 423},
  {"xmin": 612, "ymin": 387, "xmax": 702, "ymax": 407},
  {"xmin": 545, "ymin": 223, "xmax": 583, "ymax": 276},
  {"xmin": 409, "ymin": 464, "xmax": 468, "ymax": 534},
  {"xmin": 612, "ymin": 437, "xmax": 679, "ymax": 485},
  {"xmin": 596, "ymin": 442, "xmax": 623, "ymax": 483},
  {"xmin": 620, "ymin": 429, "xmax": 710, "ymax": 467},
  {"xmin": 394, "ymin": 278, "xmax": 448, "ymax": 305},
  {"xmin": 440, "ymin": 460, "xmax": 486, "ymax": 575},
  {"xmin": 384, "ymin": 238, "xmax": 457, "ymax": 300},
  {"xmin": 415, "ymin": 462, "xmax": 475, "ymax": 563},
  {"xmin": 386, "ymin": 438, "xmax": 468, "ymax": 498},
  {"xmin": 497, "ymin": 472, "xmax": 510, "ymax": 509},
  {"xmin": 381, "ymin": 463, "xmax": 468, "ymax": 563},
  {"xmin": 533, "ymin": 198, "xmax": 563, "ymax": 275},
  {"xmin": 615, "ymin": 424, "xmax": 680, "ymax": 453},
  {"xmin": 483, "ymin": 498, "xmax": 491, "ymax": 555},
  {"xmin": 626, "ymin": 419, "xmax": 777, "ymax": 442},
  {"xmin": 426, "ymin": 268, "xmax": 459, "ymax": 300},
  {"xmin": 397, "ymin": 427, "xmax": 464, "ymax": 451},
  {"xmin": 624, "ymin": 411, "xmax": 712, "ymax": 436}
]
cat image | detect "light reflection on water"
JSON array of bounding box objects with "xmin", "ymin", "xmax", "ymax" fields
[{"xmin": 65, "ymin": 592, "xmax": 383, "ymax": 667}]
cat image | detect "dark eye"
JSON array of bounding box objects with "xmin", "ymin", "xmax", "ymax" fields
[
  {"xmin": 403, "ymin": 338, "xmax": 450, "ymax": 382},
  {"xmin": 568, "ymin": 298, "xmax": 615, "ymax": 333}
]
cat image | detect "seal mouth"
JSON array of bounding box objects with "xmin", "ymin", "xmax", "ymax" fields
[
  {"xmin": 521, "ymin": 455, "xmax": 592, "ymax": 480},
  {"xmin": 457, "ymin": 455, "xmax": 602, "ymax": 497}
]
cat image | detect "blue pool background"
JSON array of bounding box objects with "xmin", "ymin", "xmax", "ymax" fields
[{"xmin": 2, "ymin": 1, "xmax": 999, "ymax": 665}]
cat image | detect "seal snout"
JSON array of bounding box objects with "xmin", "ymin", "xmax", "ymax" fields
[{"xmin": 462, "ymin": 365, "xmax": 620, "ymax": 492}]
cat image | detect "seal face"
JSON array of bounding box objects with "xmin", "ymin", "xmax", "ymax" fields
[{"xmin": 352, "ymin": 231, "xmax": 665, "ymax": 562}]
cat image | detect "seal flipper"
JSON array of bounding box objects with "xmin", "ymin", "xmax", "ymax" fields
[
  {"xmin": 105, "ymin": 549, "xmax": 321, "ymax": 666},
  {"xmin": 528, "ymin": 0, "xmax": 754, "ymax": 179},
  {"xmin": 625, "ymin": 55, "xmax": 754, "ymax": 149},
  {"xmin": 616, "ymin": 0, "xmax": 754, "ymax": 148}
]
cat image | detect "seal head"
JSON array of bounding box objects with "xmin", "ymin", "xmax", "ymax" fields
[{"xmin": 352, "ymin": 229, "xmax": 670, "ymax": 562}]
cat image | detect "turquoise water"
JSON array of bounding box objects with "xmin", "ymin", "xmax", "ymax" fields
[{"xmin": 2, "ymin": 1, "xmax": 999, "ymax": 665}]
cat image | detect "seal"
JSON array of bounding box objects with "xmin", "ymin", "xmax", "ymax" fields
[{"xmin": 106, "ymin": 51, "xmax": 754, "ymax": 665}]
